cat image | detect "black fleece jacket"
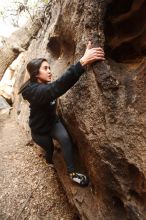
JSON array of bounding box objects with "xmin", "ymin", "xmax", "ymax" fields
[{"xmin": 21, "ymin": 62, "xmax": 85, "ymax": 134}]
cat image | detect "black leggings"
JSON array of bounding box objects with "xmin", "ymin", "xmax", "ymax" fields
[{"xmin": 31, "ymin": 120, "xmax": 75, "ymax": 173}]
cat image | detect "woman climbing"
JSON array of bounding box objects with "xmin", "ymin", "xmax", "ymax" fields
[{"xmin": 19, "ymin": 41, "xmax": 105, "ymax": 186}]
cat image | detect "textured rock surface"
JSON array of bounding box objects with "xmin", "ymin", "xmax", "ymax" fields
[
  {"xmin": 0, "ymin": 96, "xmax": 11, "ymax": 120},
  {"xmin": 0, "ymin": 2, "xmax": 47, "ymax": 80},
  {"xmin": 5, "ymin": 0, "xmax": 146, "ymax": 219}
]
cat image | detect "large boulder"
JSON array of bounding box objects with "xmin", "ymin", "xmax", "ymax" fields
[
  {"xmin": 0, "ymin": 96, "xmax": 12, "ymax": 120},
  {"xmin": 10, "ymin": 0, "xmax": 146, "ymax": 219}
]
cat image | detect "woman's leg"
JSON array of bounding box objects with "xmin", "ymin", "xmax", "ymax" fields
[
  {"xmin": 50, "ymin": 120, "xmax": 75, "ymax": 173},
  {"xmin": 31, "ymin": 133, "xmax": 54, "ymax": 164},
  {"xmin": 50, "ymin": 120, "xmax": 89, "ymax": 186}
]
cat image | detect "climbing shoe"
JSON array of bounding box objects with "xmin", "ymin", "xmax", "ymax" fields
[{"xmin": 69, "ymin": 172, "xmax": 89, "ymax": 186}]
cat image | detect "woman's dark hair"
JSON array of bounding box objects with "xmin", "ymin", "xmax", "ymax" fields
[{"xmin": 18, "ymin": 58, "xmax": 48, "ymax": 94}]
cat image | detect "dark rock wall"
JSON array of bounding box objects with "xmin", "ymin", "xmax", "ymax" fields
[
  {"xmin": 105, "ymin": 0, "xmax": 146, "ymax": 62},
  {"xmin": 13, "ymin": 0, "xmax": 146, "ymax": 219}
]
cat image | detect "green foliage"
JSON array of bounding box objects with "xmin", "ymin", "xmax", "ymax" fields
[
  {"xmin": 0, "ymin": 6, "xmax": 5, "ymax": 21},
  {"xmin": 0, "ymin": 10, "xmax": 4, "ymax": 18},
  {"xmin": 42, "ymin": 0, "xmax": 49, "ymax": 3}
]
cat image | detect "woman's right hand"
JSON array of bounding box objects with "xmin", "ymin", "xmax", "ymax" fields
[{"xmin": 80, "ymin": 41, "xmax": 105, "ymax": 66}]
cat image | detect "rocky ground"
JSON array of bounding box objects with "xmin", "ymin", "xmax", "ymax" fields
[{"xmin": 0, "ymin": 115, "xmax": 75, "ymax": 220}]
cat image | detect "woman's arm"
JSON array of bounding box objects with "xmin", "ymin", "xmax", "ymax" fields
[
  {"xmin": 22, "ymin": 42, "xmax": 105, "ymax": 104},
  {"xmin": 23, "ymin": 61, "xmax": 85, "ymax": 104}
]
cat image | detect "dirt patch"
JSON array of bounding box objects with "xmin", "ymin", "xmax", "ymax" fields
[{"xmin": 0, "ymin": 116, "xmax": 74, "ymax": 220}]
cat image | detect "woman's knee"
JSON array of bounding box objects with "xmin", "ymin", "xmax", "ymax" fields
[
  {"xmin": 51, "ymin": 121, "xmax": 72, "ymax": 146},
  {"xmin": 54, "ymin": 128, "xmax": 71, "ymax": 146}
]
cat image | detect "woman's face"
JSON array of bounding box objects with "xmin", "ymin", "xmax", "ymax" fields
[{"xmin": 36, "ymin": 61, "xmax": 52, "ymax": 83}]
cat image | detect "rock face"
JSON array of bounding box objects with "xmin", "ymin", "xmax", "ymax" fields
[
  {"xmin": 0, "ymin": 2, "xmax": 47, "ymax": 80},
  {"xmin": 3, "ymin": 0, "xmax": 146, "ymax": 219}
]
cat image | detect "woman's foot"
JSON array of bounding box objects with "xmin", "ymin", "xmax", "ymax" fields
[{"xmin": 69, "ymin": 172, "xmax": 89, "ymax": 186}]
